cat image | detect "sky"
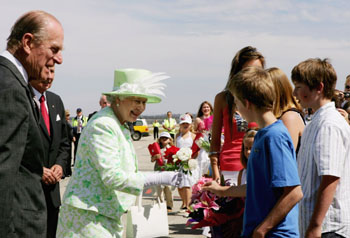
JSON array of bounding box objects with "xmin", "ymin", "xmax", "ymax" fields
[{"xmin": 1, "ymin": 0, "xmax": 350, "ymax": 116}]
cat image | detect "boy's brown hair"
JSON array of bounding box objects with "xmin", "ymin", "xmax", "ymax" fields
[
  {"xmin": 228, "ymin": 66, "xmax": 275, "ymax": 111},
  {"xmin": 291, "ymin": 58, "xmax": 337, "ymax": 99}
]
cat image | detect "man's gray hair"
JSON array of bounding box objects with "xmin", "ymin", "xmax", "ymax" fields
[{"xmin": 7, "ymin": 10, "xmax": 59, "ymax": 51}]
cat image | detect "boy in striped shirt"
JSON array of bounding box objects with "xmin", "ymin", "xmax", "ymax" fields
[{"xmin": 292, "ymin": 58, "xmax": 350, "ymax": 238}]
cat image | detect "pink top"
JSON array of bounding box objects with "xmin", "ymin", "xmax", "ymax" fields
[
  {"xmin": 197, "ymin": 115, "xmax": 213, "ymax": 132},
  {"xmin": 203, "ymin": 115, "xmax": 213, "ymax": 131},
  {"xmin": 219, "ymin": 107, "xmax": 246, "ymax": 171}
]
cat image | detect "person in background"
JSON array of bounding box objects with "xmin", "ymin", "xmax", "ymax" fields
[
  {"xmin": 88, "ymin": 95, "xmax": 110, "ymax": 121},
  {"xmin": 210, "ymin": 46, "xmax": 265, "ymax": 186},
  {"xmin": 175, "ymin": 114, "xmax": 196, "ymax": 212},
  {"xmin": 342, "ymin": 101, "xmax": 350, "ymax": 124},
  {"xmin": 151, "ymin": 131, "xmax": 174, "ymax": 212},
  {"xmin": 237, "ymin": 129, "xmax": 257, "ymax": 186},
  {"xmin": 0, "ymin": 10, "xmax": 64, "ymax": 237},
  {"xmin": 204, "ymin": 66, "xmax": 303, "ymax": 237},
  {"xmin": 29, "ymin": 65, "xmax": 69, "ymax": 238},
  {"xmin": 267, "ymin": 67, "xmax": 305, "ymax": 154},
  {"xmin": 153, "ymin": 119, "xmax": 160, "ymax": 140},
  {"xmin": 194, "ymin": 101, "xmax": 213, "ymax": 133},
  {"xmin": 64, "ymin": 109, "xmax": 74, "ymax": 177},
  {"xmin": 292, "ymin": 58, "xmax": 350, "ymax": 237},
  {"xmin": 163, "ymin": 111, "xmax": 177, "ymax": 140},
  {"xmin": 71, "ymin": 108, "xmax": 88, "ymax": 163}
]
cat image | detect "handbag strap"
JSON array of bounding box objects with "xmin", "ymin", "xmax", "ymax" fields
[{"xmin": 136, "ymin": 194, "xmax": 142, "ymax": 211}]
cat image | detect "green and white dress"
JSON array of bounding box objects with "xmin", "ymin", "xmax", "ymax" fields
[{"xmin": 57, "ymin": 107, "xmax": 145, "ymax": 238}]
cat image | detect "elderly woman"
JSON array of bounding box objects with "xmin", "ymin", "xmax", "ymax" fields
[{"xmin": 57, "ymin": 69, "xmax": 178, "ymax": 238}]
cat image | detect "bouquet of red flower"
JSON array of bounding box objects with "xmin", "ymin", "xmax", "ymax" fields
[
  {"xmin": 186, "ymin": 177, "xmax": 245, "ymax": 238},
  {"xmin": 163, "ymin": 145, "xmax": 180, "ymax": 164}
]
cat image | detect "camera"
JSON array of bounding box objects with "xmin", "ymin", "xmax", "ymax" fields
[{"xmin": 344, "ymin": 92, "xmax": 350, "ymax": 98}]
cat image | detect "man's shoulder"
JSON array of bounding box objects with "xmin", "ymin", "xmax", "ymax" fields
[{"xmin": 46, "ymin": 91, "xmax": 63, "ymax": 102}]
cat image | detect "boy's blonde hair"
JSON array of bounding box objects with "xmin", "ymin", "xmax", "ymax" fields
[
  {"xmin": 291, "ymin": 58, "xmax": 337, "ymax": 99},
  {"xmin": 228, "ymin": 67, "xmax": 275, "ymax": 111}
]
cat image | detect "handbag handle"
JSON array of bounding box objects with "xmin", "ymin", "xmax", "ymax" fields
[{"xmin": 136, "ymin": 194, "xmax": 142, "ymax": 212}]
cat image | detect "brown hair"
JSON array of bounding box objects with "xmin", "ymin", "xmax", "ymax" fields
[
  {"xmin": 196, "ymin": 101, "xmax": 213, "ymax": 118},
  {"xmin": 225, "ymin": 46, "xmax": 265, "ymax": 137},
  {"xmin": 157, "ymin": 136, "xmax": 174, "ymax": 149},
  {"xmin": 345, "ymin": 75, "xmax": 350, "ymax": 87},
  {"xmin": 267, "ymin": 67, "xmax": 303, "ymax": 118},
  {"xmin": 7, "ymin": 10, "xmax": 60, "ymax": 51},
  {"xmin": 240, "ymin": 129, "xmax": 258, "ymax": 169},
  {"xmin": 229, "ymin": 67, "xmax": 275, "ymax": 111},
  {"xmin": 291, "ymin": 58, "xmax": 337, "ymax": 99}
]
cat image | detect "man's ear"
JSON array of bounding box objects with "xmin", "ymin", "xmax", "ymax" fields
[{"xmin": 21, "ymin": 33, "xmax": 34, "ymax": 54}]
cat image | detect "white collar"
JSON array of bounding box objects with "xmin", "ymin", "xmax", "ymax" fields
[
  {"xmin": 31, "ymin": 86, "xmax": 46, "ymax": 101},
  {"xmin": 0, "ymin": 50, "xmax": 28, "ymax": 83}
]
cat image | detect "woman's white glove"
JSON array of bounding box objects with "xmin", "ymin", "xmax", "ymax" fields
[{"xmin": 143, "ymin": 171, "xmax": 182, "ymax": 188}]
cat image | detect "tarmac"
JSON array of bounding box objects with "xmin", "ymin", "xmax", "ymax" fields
[{"xmin": 60, "ymin": 133, "xmax": 206, "ymax": 238}]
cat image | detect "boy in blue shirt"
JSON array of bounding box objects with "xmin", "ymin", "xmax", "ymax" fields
[{"xmin": 203, "ymin": 66, "xmax": 303, "ymax": 237}]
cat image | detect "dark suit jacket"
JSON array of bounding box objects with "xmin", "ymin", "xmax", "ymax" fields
[
  {"xmin": 0, "ymin": 56, "xmax": 47, "ymax": 237},
  {"xmin": 39, "ymin": 91, "xmax": 69, "ymax": 208}
]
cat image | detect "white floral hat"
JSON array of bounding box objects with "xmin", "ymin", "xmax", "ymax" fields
[
  {"xmin": 103, "ymin": 68, "xmax": 169, "ymax": 103},
  {"xmin": 179, "ymin": 114, "xmax": 192, "ymax": 124}
]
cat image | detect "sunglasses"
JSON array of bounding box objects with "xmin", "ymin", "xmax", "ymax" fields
[{"xmin": 346, "ymin": 85, "xmax": 350, "ymax": 90}]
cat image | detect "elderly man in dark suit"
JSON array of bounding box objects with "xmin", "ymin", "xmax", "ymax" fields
[
  {"xmin": 29, "ymin": 66, "xmax": 69, "ymax": 238},
  {"xmin": 0, "ymin": 11, "xmax": 64, "ymax": 238}
]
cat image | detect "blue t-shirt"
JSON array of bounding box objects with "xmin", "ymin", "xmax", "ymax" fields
[{"xmin": 242, "ymin": 120, "xmax": 300, "ymax": 237}]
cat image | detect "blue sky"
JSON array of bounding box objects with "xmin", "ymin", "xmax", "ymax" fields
[{"xmin": 1, "ymin": 0, "xmax": 349, "ymax": 116}]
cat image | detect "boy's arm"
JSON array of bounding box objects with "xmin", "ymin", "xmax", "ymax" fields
[
  {"xmin": 253, "ymin": 185, "xmax": 303, "ymax": 237},
  {"xmin": 202, "ymin": 181, "xmax": 246, "ymax": 197},
  {"xmin": 305, "ymin": 175, "xmax": 339, "ymax": 238}
]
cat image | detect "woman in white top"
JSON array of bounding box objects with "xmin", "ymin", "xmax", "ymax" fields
[{"xmin": 175, "ymin": 114, "xmax": 196, "ymax": 211}]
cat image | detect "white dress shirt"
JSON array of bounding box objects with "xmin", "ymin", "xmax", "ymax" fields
[{"xmin": 298, "ymin": 102, "xmax": 350, "ymax": 237}]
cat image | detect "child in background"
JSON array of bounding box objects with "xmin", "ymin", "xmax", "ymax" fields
[
  {"xmin": 175, "ymin": 114, "xmax": 196, "ymax": 212},
  {"xmin": 237, "ymin": 129, "xmax": 257, "ymax": 186},
  {"xmin": 150, "ymin": 131, "xmax": 174, "ymax": 211}
]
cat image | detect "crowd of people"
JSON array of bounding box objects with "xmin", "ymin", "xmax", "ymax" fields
[{"xmin": 1, "ymin": 10, "xmax": 350, "ymax": 238}]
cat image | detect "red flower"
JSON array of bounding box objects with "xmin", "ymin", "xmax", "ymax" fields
[{"xmin": 164, "ymin": 146, "xmax": 180, "ymax": 164}]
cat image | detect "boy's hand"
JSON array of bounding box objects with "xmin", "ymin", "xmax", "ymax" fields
[{"xmin": 202, "ymin": 181, "xmax": 224, "ymax": 197}]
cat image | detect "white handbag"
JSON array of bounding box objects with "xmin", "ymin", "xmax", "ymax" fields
[{"xmin": 126, "ymin": 194, "xmax": 169, "ymax": 238}]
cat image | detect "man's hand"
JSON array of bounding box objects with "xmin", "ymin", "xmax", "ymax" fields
[
  {"xmin": 51, "ymin": 164, "xmax": 63, "ymax": 182},
  {"xmin": 42, "ymin": 167, "xmax": 57, "ymax": 185}
]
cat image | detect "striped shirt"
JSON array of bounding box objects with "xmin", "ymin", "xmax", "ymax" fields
[{"xmin": 298, "ymin": 102, "xmax": 350, "ymax": 237}]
